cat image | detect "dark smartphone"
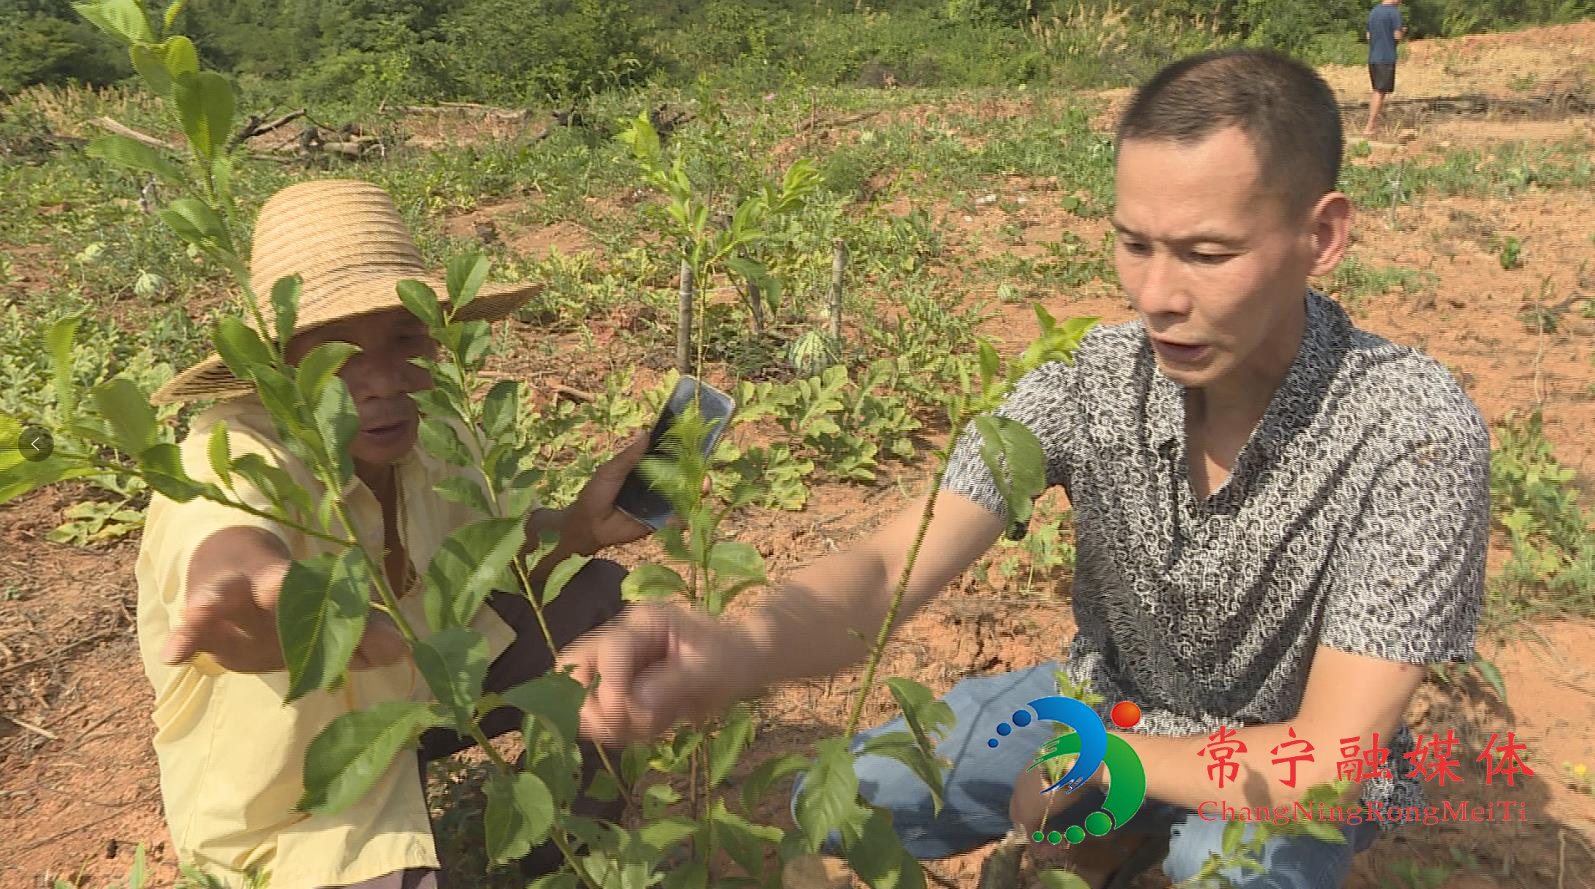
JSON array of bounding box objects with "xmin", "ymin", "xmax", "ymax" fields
[{"xmin": 614, "ymin": 375, "xmax": 736, "ymax": 529}]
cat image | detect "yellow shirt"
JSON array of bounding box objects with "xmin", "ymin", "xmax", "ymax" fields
[{"xmin": 135, "ymin": 396, "xmax": 520, "ymax": 888}]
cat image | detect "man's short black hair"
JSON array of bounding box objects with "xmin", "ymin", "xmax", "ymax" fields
[{"xmin": 1116, "ymin": 48, "xmax": 1343, "ymax": 216}]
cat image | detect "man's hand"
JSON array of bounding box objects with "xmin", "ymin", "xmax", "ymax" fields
[
  {"xmin": 161, "ymin": 526, "xmax": 407, "ymax": 673},
  {"xmin": 557, "ymin": 433, "xmax": 655, "ymax": 556},
  {"xmin": 563, "ymin": 603, "xmax": 757, "ymax": 742}
]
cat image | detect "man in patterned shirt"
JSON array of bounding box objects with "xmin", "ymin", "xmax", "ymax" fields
[{"xmin": 565, "ymin": 49, "xmax": 1489, "ymax": 888}]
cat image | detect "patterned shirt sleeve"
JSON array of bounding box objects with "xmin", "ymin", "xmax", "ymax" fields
[
  {"xmin": 1321, "ymin": 405, "xmax": 1491, "ymax": 664},
  {"xmin": 940, "ymin": 357, "xmax": 1083, "ymax": 520}
]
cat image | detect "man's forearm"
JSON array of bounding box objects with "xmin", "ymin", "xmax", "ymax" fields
[
  {"xmin": 732, "ymin": 546, "xmax": 906, "ymax": 692},
  {"xmin": 1116, "ymin": 722, "xmax": 1360, "ymax": 813}
]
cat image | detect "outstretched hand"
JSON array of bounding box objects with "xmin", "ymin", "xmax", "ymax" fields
[
  {"xmin": 562, "ymin": 603, "xmax": 757, "ymax": 743},
  {"xmin": 161, "ymin": 527, "xmax": 408, "ymax": 673}
]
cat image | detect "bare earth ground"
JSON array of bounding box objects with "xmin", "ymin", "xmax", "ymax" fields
[{"xmin": 5, "ymin": 23, "xmax": 1595, "ymax": 889}]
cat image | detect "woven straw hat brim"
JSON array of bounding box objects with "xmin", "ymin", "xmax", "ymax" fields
[
  {"xmin": 151, "ymin": 278, "xmax": 537, "ymax": 405},
  {"xmin": 151, "ymin": 178, "xmax": 542, "ymax": 406}
]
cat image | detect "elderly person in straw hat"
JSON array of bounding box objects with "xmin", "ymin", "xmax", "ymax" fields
[{"xmin": 136, "ymin": 180, "xmax": 649, "ymax": 888}]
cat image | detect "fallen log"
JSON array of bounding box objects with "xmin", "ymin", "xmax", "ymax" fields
[{"xmin": 233, "ymin": 109, "xmax": 306, "ymax": 146}]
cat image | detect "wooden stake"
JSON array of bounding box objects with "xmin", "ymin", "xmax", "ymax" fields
[
  {"xmin": 828, "ymin": 239, "xmax": 848, "ymax": 341},
  {"xmin": 678, "ymin": 258, "xmax": 694, "ymax": 376}
]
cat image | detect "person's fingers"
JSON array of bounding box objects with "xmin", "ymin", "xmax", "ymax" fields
[
  {"xmin": 161, "ymin": 570, "xmax": 257, "ymax": 665},
  {"xmin": 160, "ymin": 618, "xmax": 205, "ymax": 665},
  {"xmin": 587, "ymin": 433, "xmax": 650, "ymax": 498},
  {"xmin": 572, "ymin": 606, "xmax": 674, "ymax": 741}
]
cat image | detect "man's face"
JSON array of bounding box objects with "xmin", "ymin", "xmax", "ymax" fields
[
  {"xmin": 1112, "ymin": 127, "xmax": 1319, "ymax": 392},
  {"xmin": 286, "ymin": 307, "xmax": 435, "ymax": 469}
]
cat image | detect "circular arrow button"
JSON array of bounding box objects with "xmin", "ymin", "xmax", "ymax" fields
[{"xmin": 18, "ymin": 426, "xmax": 54, "ymax": 462}]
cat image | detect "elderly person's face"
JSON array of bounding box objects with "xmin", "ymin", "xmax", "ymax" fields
[{"xmin": 285, "ymin": 307, "xmax": 436, "ymax": 472}]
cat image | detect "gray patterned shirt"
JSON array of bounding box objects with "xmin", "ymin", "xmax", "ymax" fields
[{"xmin": 943, "ymin": 289, "xmax": 1490, "ymax": 822}]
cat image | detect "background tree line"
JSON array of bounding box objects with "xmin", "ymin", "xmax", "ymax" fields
[{"xmin": 4, "ymin": 0, "xmax": 1592, "ymax": 108}]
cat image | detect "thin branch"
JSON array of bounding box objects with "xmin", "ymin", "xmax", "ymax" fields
[
  {"xmin": 91, "ymin": 117, "xmax": 178, "ymax": 152},
  {"xmin": 1, "ymin": 711, "xmax": 59, "ymax": 741}
]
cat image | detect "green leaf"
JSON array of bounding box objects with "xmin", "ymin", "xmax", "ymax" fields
[
  {"xmin": 528, "ymin": 874, "xmax": 579, "ymax": 889},
  {"xmin": 661, "ymin": 862, "xmax": 709, "ymax": 889},
  {"xmin": 445, "ymin": 253, "xmax": 490, "ymax": 314},
  {"xmin": 642, "ymin": 782, "xmax": 683, "ymax": 819},
  {"xmin": 206, "ymin": 420, "xmax": 231, "ymax": 488},
  {"xmin": 138, "ymin": 442, "xmax": 207, "ymax": 501},
  {"xmin": 162, "ymin": 1, "xmax": 186, "ymax": 33},
  {"xmin": 298, "ymin": 700, "xmax": 448, "ymax": 814},
  {"xmin": 540, "ymin": 553, "xmax": 592, "ymax": 606},
  {"xmin": 707, "ymin": 541, "xmax": 766, "ymax": 580},
  {"xmin": 795, "ymin": 737, "xmax": 866, "ymax": 852},
  {"xmin": 885, "ymin": 677, "xmax": 955, "ymax": 761},
  {"xmin": 638, "ymin": 816, "xmax": 701, "ymax": 851},
  {"xmin": 742, "ymin": 752, "xmax": 809, "ymax": 813},
  {"xmin": 294, "ymin": 341, "xmax": 359, "ymax": 403},
  {"xmin": 257, "ymin": 373, "xmax": 311, "ymax": 460},
  {"xmin": 421, "ymin": 517, "xmax": 524, "ymax": 631},
  {"xmin": 397, "ymin": 279, "xmax": 443, "ymax": 328},
  {"xmin": 973, "ymin": 415, "xmax": 1046, "ymax": 526},
  {"xmin": 230, "ymin": 452, "xmax": 314, "ymax": 518},
  {"xmin": 710, "ymin": 799, "xmax": 783, "ymax": 877},
  {"xmin": 413, "ymin": 627, "xmax": 489, "ymax": 727},
  {"xmin": 1036, "ymin": 871, "xmax": 1092, "ymax": 889},
  {"xmin": 977, "ymin": 340, "xmax": 1001, "ymax": 390},
  {"xmin": 128, "ymin": 36, "xmax": 196, "ymax": 97},
  {"xmin": 173, "ymin": 71, "xmax": 234, "ymax": 161},
  {"xmin": 278, "ymin": 548, "xmax": 373, "ymax": 701},
  {"xmin": 160, "ymin": 197, "xmax": 229, "ymax": 254},
  {"xmin": 128, "ymin": 45, "xmax": 170, "ymax": 96},
  {"xmin": 620, "ymin": 563, "xmax": 687, "ymax": 601},
  {"xmin": 128, "ymin": 842, "xmax": 147, "ymax": 889},
  {"xmin": 455, "ymin": 319, "xmax": 492, "ymax": 368},
  {"xmin": 485, "ymin": 771, "xmax": 554, "ymax": 863},
  {"xmin": 618, "ymin": 110, "xmax": 660, "ymax": 165},
  {"xmin": 213, "ymin": 316, "xmax": 275, "ymax": 381},
  {"xmin": 0, "ymin": 454, "xmax": 98, "ymax": 506},
  {"xmin": 1298, "ymin": 818, "xmax": 1348, "ymax": 845},
  {"xmin": 861, "ymin": 729, "xmax": 948, "ymax": 811},
  {"xmin": 1222, "ymin": 817, "xmax": 1244, "ymax": 855},
  {"xmin": 311, "ymin": 377, "xmax": 359, "ymax": 488},
  {"xmin": 418, "ymin": 417, "xmax": 474, "ymax": 468},
  {"xmin": 709, "ymin": 703, "xmax": 754, "ymax": 789},
  {"xmin": 1473, "ymin": 656, "xmax": 1509, "ymax": 703},
  {"xmin": 269, "ymin": 274, "xmax": 300, "ymax": 347},
  {"xmin": 45, "ymin": 316, "xmax": 81, "ymax": 422},
  {"xmin": 72, "ymin": 0, "xmax": 153, "ymax": 44},
  {"xmin": 86, "ymin": 134, "xmax": 184, "ymax": 186},
  {"xmin": 433, "ymin": 475, "xmax": 496, "ymax": 517},
  {"xmin": 481, "ymin": 380, "xmax": 520, "ymax": 440},
  {"xmin": 498, "ymin": 671, "xmax": 585, "ymax": 746},
  {"xmin": 843, "ymin": 805, "xmax": 924, "ymax": 889},
  {"xmin": 89, "ymin": 377, "xmax": 158, "ymax": 456}
]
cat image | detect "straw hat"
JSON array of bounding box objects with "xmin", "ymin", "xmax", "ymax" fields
[{"xmin": 152, "ymin": 179, "xmax": 539, "ymax": 404}]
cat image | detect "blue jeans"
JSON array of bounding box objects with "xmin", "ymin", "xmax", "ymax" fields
[{"xmin": 793, "ymin": 664, "xmax": 1378, "ymax": 888}]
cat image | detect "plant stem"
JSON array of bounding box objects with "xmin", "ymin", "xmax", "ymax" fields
[
  {"xmin": 844, "ymin": 427, "xmax": 962, "ymax": 738},
  {"xmin": 549, "ymin": 824, "xmax": 602, "ymax": 889},
  {"xmin": 69, "ymin": 453, "xmax": 359, "ymax": 549}
]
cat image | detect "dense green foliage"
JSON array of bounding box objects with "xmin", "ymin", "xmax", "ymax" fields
[{"xmin": 6, "ymin": 0, "xmax": 1591, "ymax": 101}]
